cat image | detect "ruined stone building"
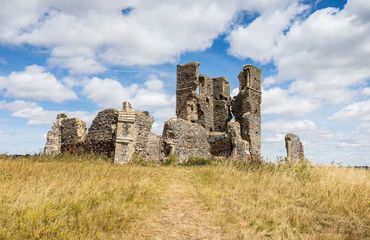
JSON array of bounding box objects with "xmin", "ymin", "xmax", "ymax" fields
[
  {"xmin": 44, "ymin": 62, "xmax": 304, "ymax": 163},
  {"xmin": 285, "ymin": 133, "xmax": 305, "ymax": 162}
]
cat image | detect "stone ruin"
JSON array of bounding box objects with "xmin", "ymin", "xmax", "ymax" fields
[
  {"xmin": 285, "ymin": 133, "xmax": 305, "ymax": 162},
  {"xmin": 44, "ymin": 62, "xmax": 305, "ymax": 163}
]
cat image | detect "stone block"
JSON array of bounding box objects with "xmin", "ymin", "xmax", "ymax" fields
[
  {"xmin": 162, "ymin": 118, "xmax": 211, "ymax": 162},
  {"xmin": 285, "ymin": 133, "xmax": 305, "ymax": 162},
  {"xmin": 84, "ymin": 109, "xmax": 118, "ymax": 157},
  {"xmin": 60, "ymin": 117, "xmax": 87, "ymax": 154}
]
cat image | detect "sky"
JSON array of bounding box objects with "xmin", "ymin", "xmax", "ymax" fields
[{"xmin": 0, "ymin": 0, "xmax": 369, "ymax": 166}]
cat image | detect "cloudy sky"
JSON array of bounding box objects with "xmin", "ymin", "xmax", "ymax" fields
[{"xmin": 0, "ymin": 0, "xmax": 369, "ymax": 166}]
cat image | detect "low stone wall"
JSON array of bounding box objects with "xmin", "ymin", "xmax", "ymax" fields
[{"xmin": 84, "ymin": 109, "xmax": 118, "ymax": 157}]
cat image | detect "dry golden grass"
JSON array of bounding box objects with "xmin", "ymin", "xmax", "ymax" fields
[
  {"xmin": 0, "ymin": 155, "xmax": 369, "ymax": 239},
  {"xmin": 0, "ymin": 155, "xmax": 169, "ymax": 239},
  {"xmin": 191, "ymin": 161, "xmax": 370, "ymax": 239}
]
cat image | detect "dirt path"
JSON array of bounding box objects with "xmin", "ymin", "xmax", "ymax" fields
[{"xmin": 134, "ymin": 168, "xmax": 225, "ymax": 240}]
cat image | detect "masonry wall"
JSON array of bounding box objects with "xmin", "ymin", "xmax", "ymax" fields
[{"xmin": 232, "ymin": 65, "xmax": 262, "ymax": 158}]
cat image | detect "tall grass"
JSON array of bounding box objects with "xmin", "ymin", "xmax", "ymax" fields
[
  {"xmin": 0, "ymin": 155, "xmax": 369, "ymax": 239},
  {"xmin": 0, "ymin": 155, "xmax": 168, "ymax": 239},
  {"xmin": 191, "ymin": 161, "xmax": 370, "ymax": 239}
]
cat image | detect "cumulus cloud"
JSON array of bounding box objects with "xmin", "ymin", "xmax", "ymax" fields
[
  {"xmin": 262, "ymin": 87, "xmax": 321, "ymax": 116},
  {"xmin": 229, "ymin": 0, "xmax": 370, "ymax": 105},
  {"xmin": 0, "ymin": 0, "xmax": 298, "ymax": 74},
  {"xmin": 228, "ymin": 2, "xmax": 307, "ymax": 62},
  {"xmin": 0, "ymin": 65, "xmax": 77, "ymax": 102},
  {"xmin": 264, "ymin": 119, "xmax": 317, "ymax": 133},
  {"xmin": 330, "ymin": 100, "xmax": 370, "ymax": 121},
  {"xmin": 0, "ymin": 100, "xmax": 92, "ymax": 125}
]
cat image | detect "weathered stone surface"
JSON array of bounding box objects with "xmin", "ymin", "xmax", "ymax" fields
[
  {"xmin": 162, "ymin": 118, "xmax": 211, "ymax": 161},
  {"xmin": 208, "ymin": 132, "xmax": 231, "ymax": 157},
  {"xmin": 227, "ymin": 121, "xmax": 250, "ymax": 161},
  {"xmin": 285, "ymin": 133, "xmax": 305, "ymax": 162},
  {"xmin": 197, "ymin": 74, "xmax": 214, "ymax": 131},
  {"xmin": 60, "ymin": 117, "xmax": 87, "ymax": 154},
  {"xmin": 176, "ymin": 63, "xmax": 231, "ymax": 132},
  {"xmin": 84, "ymin": 109, "xmax": 118, "ymax": 157},
  {"xmin": 212, "ymin": 77, "xmax": 232, "ymax": 132},
  {"xmin": 134, "ymin": 111, "xmax": 163, "ymax": 160},
  {"xmin": 176, "ymin": 62, "xmax": 200, "ymax": 122},
  {"xmin": 232, "ymin": 65, "xmax": 262, "ymax": 159},
  {"xmin": 44, "ymin": 113, "xmax": 68, "ymax": 155},
  {"xmin": 114, "ymin": 102, "xmax": 137, "ymax": 164}
]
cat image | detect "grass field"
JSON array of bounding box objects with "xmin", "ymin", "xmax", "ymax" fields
[{"xmin": 0, "ymin": 155, "xmax": 369, "ymax": 239}]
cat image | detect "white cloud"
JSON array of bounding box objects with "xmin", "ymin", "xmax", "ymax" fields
[
  {"xmin": 264, "ymin": 119, "xmax": 317, "ymax": 133},
  {"xmin": 228, "ymin": 2, "xmax": 307, "ymax": 62},
  {"xmin": 330, "ymin": 100, "xmax": 370, "ymax": 121},
  {"xmin": 0, "ymin": 0, "xmax": 297, "ymax": 74},
  {"xmin": 0, "ymin": 100, "xmax": 92, "ymax": 125},
  {"xmin": 263, "ymin": 88, "xmax": 320, "ymax": 116},
  {"xmin": 362, "ymin": 87, "xmax": 370, "ymax": 96},
  {"xmin": 228, "ymin": 0, "xmax": 370, "ymax": 106},
  {"xmin": 0, "ymin": 65, "xmax": 77, "ymax": 102}
]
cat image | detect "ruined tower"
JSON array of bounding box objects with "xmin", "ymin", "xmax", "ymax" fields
[
  {"xmin": 232, "ymin": 65, "xmax": 262, "ymax": 159},
  {"xmin": 176, "ymin": 62, "xmax": 200, "ymax": 123},
  {"xmin": 176, "ymin": 62, "xmax": 231, "ymax": 132}
]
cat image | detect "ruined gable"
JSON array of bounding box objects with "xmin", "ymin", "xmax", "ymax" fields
[
  {"xmin": 176, "ymin": 62, "xmax": 232, "ymax": 133},
  {"xmin": 232, "ymin": 65, "xmax": 262, "ymax": 159}
]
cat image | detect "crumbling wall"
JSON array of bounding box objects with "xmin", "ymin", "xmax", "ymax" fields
[
  {"xmin": 197, "ymin": 75, "xmax": 214, "ymax": 131},
  {"xmin": 232, "ymin": 65, "xmax": 262, "ymax": 159},
  {"xmin": 162, "ymin": 118, "xmax": 211, "ymax": 161},
  {"xmin": 60, "ymin": 117, "xmax": 87, "ymax": 154},
  {"xmin": 176, "ymin": 62, "xmax": 200, "ymax": 122},
  {"xmin": 212, "ymin": 77, "xmax": 231, "ymax": 132},
  {"xmin": 44, "ymin": 61, "xmax": 264, "ymax": 163},
  {"xmin": 227, "ymin": 121, "xmax": 250, "ymax": 161},
  {"xmin": 285, "ymin": 133, "xmax": 305, "ymax": 162},
  {"xmin": 84, "ymin": 109, "xmax": 118, "ymax": 157},
  {"xmin": 176, "ymin": 62, "xmax": 231, "ymax": 133},
  {"xmin": 208, "ymin": 132, "xmax": 231, "ymax": 157},
  {"xmin": 134, "ymin": 111, "xmax": 163, "ymax": 160},
  {"xmin": 44, "ymin": 113, "xmax": 68, "ymax": 155}
]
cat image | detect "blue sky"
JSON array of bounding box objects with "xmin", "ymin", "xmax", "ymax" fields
[{"xmin": 0, "ymin": 0, "xmax": 369, "ymax": 166}]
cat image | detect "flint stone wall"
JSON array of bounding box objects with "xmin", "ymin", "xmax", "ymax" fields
[
  {"xmin": 60, "ymin": 117, "xmax": 87, "ymax": 154},
  {"xmin": 285, "ymin": 133, "xmax": 305, "ymax": 162},
  {"xmin": 44, "ymin": 113, "xmax": 68, "ymax": 155},
  {"xmin": 227, "ymin": 121, "xmax": 250, "ymax": 161},
  {"xmin": 135, "ymin": 111, "xmax": 163, "ymax": 160},
  {"xmin": 84, "ymin": 109, "xmax": 118, "ymax": 157},
  {"xmin": 176, "ymin": 63, "xmax": 232, "ymax": 133},
  {"xmin": 232, "ymin": 65, "xmax": 262, "ymax": 159},
  {"xmin": 162, "ymin": 118, "xmax": 211, "ymax": 161},
  {"xmin": 208, "ymin": 132, "xmax": 231, "ymax": 157}
]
